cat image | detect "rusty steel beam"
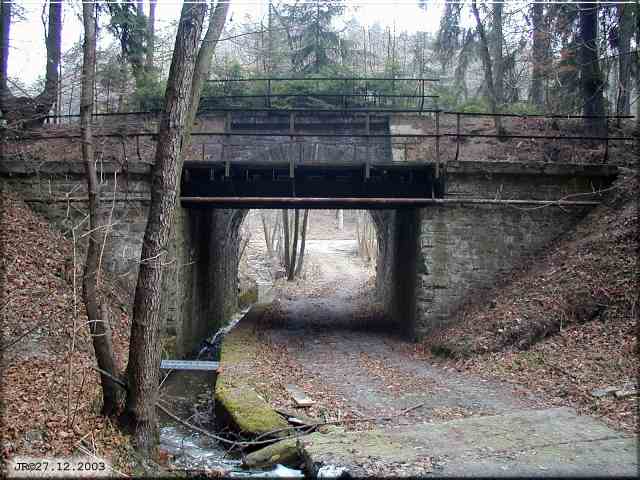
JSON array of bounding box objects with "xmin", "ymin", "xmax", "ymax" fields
[{"xmin": 180, "ymin": 196, "xmax": 601, "ymax": 208}]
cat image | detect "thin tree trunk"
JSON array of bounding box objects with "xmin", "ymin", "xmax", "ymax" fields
[
  {"xmin": 187, "ymin": 0, "xmax": 231, "ymax": 129},
  {"xmin": 636, "ymin": 0, "xmax": 640, "ymax": 134},
  {"xmin": 471, "ymin": 0, "xmax": 504, "ymax": 135},
  {"xmin": 261, "ymin": 212, "xmax": 274, "ymax": 256},
  {"xmin": 288, "ymin": 209, "xmax": 300, "ymax": 281},
  {"xmin": 294, "ymin": 209, "xmax": 309, "ymax": 277},
  {"xmin": 1, "ymin": 1, "xmax": 62, "ymax": 124},
  {"xmin": 529, "ymin": 1, "xmax": 545, "ymax": 107},
  {"xmin": 578, "ymin": 1, "xmax": 605, "ymax": 134},
  {"xmin": 337, "ymin": 209, "xmax": 344, "ymax": 231},
  {"xmin": 124, "ymin": 1, "xmax": 208, "ymax": 456},
  {"xmin": 616, "ymin": 4, "xmax": 633, "ymax": 125},
  {"xmin": 146, "ymin": 0, "xmax": 157, "ymax": 70},
  {"xmin": 81, "ymin": 1, "xmax": 121, "ymax": 418},
  {"xmin": 282, "ymin": 209, "xmax": 290, "ymax": 273},
  {"xmin": 492, "ymin": 2, "xmax": 504, "ymax": 108},
  {"xmin": 34, "ymin": 1, "xmax": 62, "ymax": 115},
  {"xmin": 0, "ymin": 0, "xmax": 9, "ymax": 96}
]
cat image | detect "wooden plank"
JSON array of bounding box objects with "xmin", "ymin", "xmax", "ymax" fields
[
  {"xmin": 614, "ymin": 387, "xmax": 638, "ymax": 399},
  {"xmin": 286, "ymin": 384, "xmax": 315, "ymax": 407},
  {"xmin": 160, "ymin": 359, "xmax": 219, "ymax": 371}
]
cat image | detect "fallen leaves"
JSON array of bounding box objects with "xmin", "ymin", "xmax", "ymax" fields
[{"xmin": 1, "ymin": 189, "xmax": 134, "ymax": 474}]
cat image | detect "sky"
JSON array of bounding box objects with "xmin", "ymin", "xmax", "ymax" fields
[{"xmin": 7, "ymin": 0, "xmax": 444, "ymax": 86}]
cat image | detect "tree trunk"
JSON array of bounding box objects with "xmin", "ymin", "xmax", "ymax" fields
[
  {"xmin": 34, "ymin": 1, "xmax": 62, "ymax": 116},
  {"xmin": 81, "ymin": 1, "xmax": 122, "ymax": 418},
  {"xmin": 124, "ymin": 1, "xmax": 208, "ymax": 456},
  {"xmin": 261, "ymin": 211, "xmax": 274, "ymax": 256},
  {"xmin": 491, "ymin": 1, "xmax": 504, "ymax": 108},
  {"xmin": 636, "ymin": 0, "xmax": 640, "ymax": 134},
  {"xmin": 187, "ymin": 0, "xmax": 230, "ymax": 127},
  {"xmin": 616, "ymin": 4, "xmax": 633, "ymax": 125},
  {"xmin": 578, "ymin": 1, "xmax": 605, "ymax": 134},
  {"xmin": 529, "ymin": 1, "xmax": 545, "ymax": 107},
  {"xmin": 0, "ymin": 0, "xmax": 10, "ymax": 106},
  {"xmin": 1, "ymin": 1, "xmax": 61, "ymax": 124},
  {"xmin": 288, "ymin": 209, "xmax": 300, "ymax": 281},
  {"xmin": 282, "ymin": 209, "xmax": 290, "ymax": 273},
  {"xmin": 146, "ymin": 0, "xmax": 157, "ymax": 70},
  {"xmin": 471, "ymin": 0, "xmax": 504, "ymax": 135},
  {"xmin": 337, "ymin": 209, "xmax": 344, "ymax": 231},
  {"xmin": 294, "ymin": 209, "xmax": 309, "ymax": 277}
]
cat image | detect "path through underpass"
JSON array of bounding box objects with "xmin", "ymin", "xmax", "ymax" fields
[{"xmin": 238, "ymin": 217, "xmax": 638, "ymax": 476}]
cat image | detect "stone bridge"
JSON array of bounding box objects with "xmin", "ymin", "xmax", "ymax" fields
[{"xmin": 0, "ymin": 111, "xmax": 617, "ymax": 355}]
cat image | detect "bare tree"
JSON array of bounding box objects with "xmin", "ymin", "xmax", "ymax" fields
[
  {"xmin": 124, "ymin": 2, "xmax": 209, "ymax": 455},
  {"xmin": 124, "ymin": 0, "xmax": 231, "ymax": 454},
  {"xmin": 577, "ymin": 1, "xmax": 605, "ymax": 134},
  {"xmin": 529, "ymin": 2, "xmax": 545, "ymax": 107},
  {"xmin": 294, "ymin": 209, "xmax": 309, "ymax": 277},
  {"xmin": 261, "ymin": 211, "xmax": 281, "ymax": 258},
  {"xmin": 471, "ymin": 0, "xmax": 504, "ymax": 135},
  {"xmin": 0, "ymin": 1, "xmax": 62, "ymax": 126},
  {"xmin": 288, "ymin": 209, "xmax": 300, "ymax": 280},
  {"xmin": 80, "ymin": 0, "xmax": 122, "ymax": 418},
  {"xmin": 280, "ymin": 208, "xmax": 309, "ymax": 280},
  {"xmin": 282, "ymin": 209, "xmax": 291, "ymax": 274},
  {"xmin": 187, "ymin": 0, "xmax": 231, "ymax": 128},
  {"xmin": 615, "ymin": 3, "xmax": 633, "ymax": 124},
  {"xmin": 146, "ymin": 0, "xmax": 157, "ymax": 69}
]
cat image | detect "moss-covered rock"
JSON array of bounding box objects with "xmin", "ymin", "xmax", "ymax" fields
[
  {"xmin": 214, "ymin": 320, "xmax": 289, "ymax": 438},
  {"xmin": 243, "ymin": 438, "xmax": 301, "ymax": 468},
  {"xmin": 215, "ymin": 382, "xmax": 289, "ymax": 437}
]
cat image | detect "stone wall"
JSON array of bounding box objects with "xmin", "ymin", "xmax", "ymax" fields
[
  {"xmin": 0, "ymin": 155, "xmax": 244, "ymax": 355},
  {"xmin": 414, "ymin": 162, "xmax": 615, "ymax": 335}
]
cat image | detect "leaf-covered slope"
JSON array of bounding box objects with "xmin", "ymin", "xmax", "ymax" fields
[
  {"xmin": 1, "ymin": 186, "xmax": 132, "ymax": 472},
  {"xmin": 419, "ymin": 169, "xmax": 639, "ymax": 432}
]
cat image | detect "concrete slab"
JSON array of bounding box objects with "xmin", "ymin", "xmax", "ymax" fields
[{"xmin": 301, "ymin": 408, "xmax": 638, "ymax": 477}]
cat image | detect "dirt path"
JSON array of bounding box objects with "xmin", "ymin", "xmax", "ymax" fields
[
  {"xmin": 234, "ymin": 230, "xmax": 637, "ymax": 476},
  {"xmin": 259, "ymin": 237, "xmax": 545, "ymax": 426}
]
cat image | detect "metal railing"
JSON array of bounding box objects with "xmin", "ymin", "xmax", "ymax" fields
[
  {"xmin": 3, "ymin": 111, "xmax": 635, "ymax": 179},
  {"xmin": 202, "ymin": 76, "xmax": 440, "ymax": 111}
]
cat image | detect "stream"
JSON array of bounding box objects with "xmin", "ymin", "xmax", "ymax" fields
[{"xmin": 158, "ymin": 307, "xmax": 304, "ymax": 477}]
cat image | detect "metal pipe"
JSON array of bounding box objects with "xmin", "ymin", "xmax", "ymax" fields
[{"xmin": 180, "ymin": 196, "xmax": 601, "ymax": 207}]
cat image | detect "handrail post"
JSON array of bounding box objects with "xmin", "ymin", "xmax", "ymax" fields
[
  {"xmin": 343, "ymin": 79, "xmax": 349, "ymax": 109},
  {"xmin": 224, "ymin": 112, "xmax": 231, "ymax": 165},
  {"xmin": 419, "ymin": 79, "xmax": 425, "ymax": 111},
  {"xmin": 267, "ymin": 79, "xmax": 272, "ymax": 109}
]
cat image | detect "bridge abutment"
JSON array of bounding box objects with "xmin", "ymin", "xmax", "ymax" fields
[{"xmin": 161, "ymin": 207, "xmax": 244, "ymax": 357}]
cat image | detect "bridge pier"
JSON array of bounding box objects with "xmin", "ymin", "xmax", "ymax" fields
[{"xmin": 391, "ymin": 209, "xmax": 420, "ymax": 338}]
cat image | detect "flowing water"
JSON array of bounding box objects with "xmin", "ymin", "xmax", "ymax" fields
[{"xmin": 158, "ymin": 307, "xmax": 303, "ymax": 477}]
